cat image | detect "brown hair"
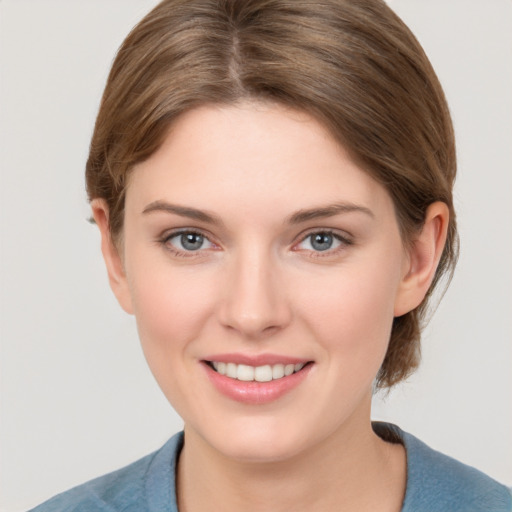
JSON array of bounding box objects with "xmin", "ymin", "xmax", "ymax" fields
[{"xmin": 86, "ymin": 0, "xmax": 458, "ymax": 388}]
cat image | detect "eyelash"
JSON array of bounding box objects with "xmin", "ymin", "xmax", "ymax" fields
[
  {"xmin": 293, "ymin": 229, "xmax": 353, "ymax": 259},
  {"xmin": 158, "ymin": 229, "xmax": 353, "ymax": 258},
  {"xmin": 159, "ymin": 229, "xmax": 216, "ymax": 258}
]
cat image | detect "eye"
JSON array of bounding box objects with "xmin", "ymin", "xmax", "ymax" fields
[
  {"xmin": 165, "ymin": 231, "xmax": 215, "ymax": 252},
  {"xmin": 295, "ymin": 231, "xmax": 349, "ymax": 253}
]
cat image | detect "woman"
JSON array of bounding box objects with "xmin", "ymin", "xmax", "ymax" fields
[{"xmin": 29, "ymin": 0, "xmax": 511, "ymax": 510}]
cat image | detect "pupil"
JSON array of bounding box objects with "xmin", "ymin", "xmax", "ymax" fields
[
  {"xmin": 181, "ymin": 233, "xmax": 203, "ymax": 250},
  {"xmin": 311, "ymin": 233, "xmax": 332, "ymax": 251}
]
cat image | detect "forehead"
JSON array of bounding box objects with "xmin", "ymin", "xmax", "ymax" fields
[{"xmin": 126, "ymin": 102, "xmax": 394, "ymax": 222}]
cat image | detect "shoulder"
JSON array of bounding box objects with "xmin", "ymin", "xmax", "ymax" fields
[
  {"xmin": 376, "ymin": 423, "xmax": 512, "ymax": 512},
  {"xmin": 28, "ymin": 432, "xmax": 183, "ymax": 512}
]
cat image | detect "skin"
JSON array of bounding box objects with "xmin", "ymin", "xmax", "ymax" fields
[{"xmin": 93, "ymin": 102, "xmax": 448, "ymax": 512}]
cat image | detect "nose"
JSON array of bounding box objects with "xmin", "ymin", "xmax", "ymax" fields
[{"xmin": 218, "ymin": 246, "xmax": 292, "ymax": 339}]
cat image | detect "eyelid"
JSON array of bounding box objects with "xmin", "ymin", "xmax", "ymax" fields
[
  {"xmin": 157, "ymin": 226, "xmax": 353, "ymax": 258},
  {"xmin": 292, "ymin": 228, "xmax": 354, "ymax": 254},
  {"xmin": 160, "ymin": 226, "xmax": 215, "ymax": 242},
  {"xmin": 159, "ymin": 228, "xmax": 220, "ymax": 257}
]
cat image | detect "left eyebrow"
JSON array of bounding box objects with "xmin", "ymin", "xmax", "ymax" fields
[
  {"xmin": 286, "ymin": 202, "xmax": 374, "ymax": 225},
  {"xmin": 142, "ymin": 201, "xmax": 224, "ymax": 226}
]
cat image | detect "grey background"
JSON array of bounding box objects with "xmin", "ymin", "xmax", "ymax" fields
[{"xmin": 1, "ymin": 1, "xmax": 511, "ymax": 510}]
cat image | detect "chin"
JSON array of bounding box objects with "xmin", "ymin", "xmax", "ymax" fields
[
  {"xmin": 216, "ymin": 436, "xmax": 305, "ymax": 464},
  {"xmin": 187, "ymin": 416, "xmax": 313, "ymax": 463}
]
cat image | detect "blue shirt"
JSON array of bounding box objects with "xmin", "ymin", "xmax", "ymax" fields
[{"xmin": 29, "ymin": 423, "xmax": 512, "ymax": 511}]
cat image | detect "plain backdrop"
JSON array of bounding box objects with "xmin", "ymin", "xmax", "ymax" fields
[{"xmin": 1, "ymin": 1, "xmax": 511, "ymax": 511}]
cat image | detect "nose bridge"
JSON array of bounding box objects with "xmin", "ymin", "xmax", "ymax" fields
[{"xmin": 219, "ymin": 241, "xmax": 290, "ymax": 337}]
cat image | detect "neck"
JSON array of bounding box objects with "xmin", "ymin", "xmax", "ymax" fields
[{"xmin": 177, "ymin": 406, "xmax": 406, "ymax": 512}]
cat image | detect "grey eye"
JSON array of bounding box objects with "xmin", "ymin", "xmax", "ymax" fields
[
  {"xmin": 295, "ymin": 231, "xmax": 345, "ymax": 253},
  {"xmin": 310, "ymin": 233, "xmax": 334, "ymax": 251},
  {"xmin": 180, "ymin": 233, "xmax": 205, "ymax": 251},
  {"xmin": 166, "ymin": 231, "xmax": 213, "ymax": 252}
]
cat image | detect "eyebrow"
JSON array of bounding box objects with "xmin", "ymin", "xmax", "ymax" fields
[
  {"xmin": 286, "ymin": 202, "xmax": 374, "ymax": 224},
  {"xmin": 142, "ymin": 201, "xmax": 223, "ymax": 225},
  {"xmin": 142, "ymin": 200, "xmax": 374, "ymax": 226}
]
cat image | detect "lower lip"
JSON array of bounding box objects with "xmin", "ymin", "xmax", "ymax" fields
[{"xmin": 203, "ymin": 362, "xmax": 313, "ymax": 405}]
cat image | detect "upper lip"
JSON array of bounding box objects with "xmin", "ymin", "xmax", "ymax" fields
[{"xmin": 202, "ymin": 353, "xmax": 312, "ymax": 366}]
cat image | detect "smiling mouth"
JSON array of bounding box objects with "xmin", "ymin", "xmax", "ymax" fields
[{"xmin": 206, "ymin": 361, "xmax": 309, "ymax": 382}]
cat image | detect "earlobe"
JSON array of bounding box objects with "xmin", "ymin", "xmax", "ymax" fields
[
  {"xmin": 91, "ymin": 199, "xmax": 134, "ymax": 315},
  {"xmin": 394, "ymin": 202, "xmax": 449, "ymax": 317}
]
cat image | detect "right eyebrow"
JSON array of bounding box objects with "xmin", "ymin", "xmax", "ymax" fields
[
  {"xmin": 286, "ymin": 202, "xmax": 375, "ymax": 225},
  {"xmin": 142, "ymin": 201, "xmax": 224, "ymax": 226}
]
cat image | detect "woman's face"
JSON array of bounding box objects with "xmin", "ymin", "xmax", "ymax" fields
[{"xmin": 113, "ymin": 103, "xmax": 413, "ymax": 462}]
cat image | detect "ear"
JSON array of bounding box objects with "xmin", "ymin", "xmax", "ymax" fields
[
  {"xmin": 394, "ymin": 202, "xmax": 449, "ymax": 317},
  {"xmin": 91, "ymin": 199, "xmax": 134, "ymax": 314}
]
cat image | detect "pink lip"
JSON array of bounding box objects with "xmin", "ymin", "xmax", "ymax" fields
[{"xmin": 201, "ymin": 357, "xmax": 313, "ymax": 405}]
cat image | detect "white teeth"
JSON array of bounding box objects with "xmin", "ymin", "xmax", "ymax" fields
[
  {"xmin": 226, "ymin": 362, "xmax": 237, "ymax": 379},
  {"xmin": 284, "ymin": 364, "xmax": 295, "ymax": 376},
  {"xmin": 254, "ymin": 365, "xmax": 273, "ymax": 382},
  {"xmin": 210, "ymin": 361, "xmax": 307, "ymax": 381},
  {"xmin": 272, "ymin": 364, "xmax": 285, "ymax": 379},
  {"xmin": 237, "ymin": 364, "xmax": 255, "ymax": 381}
]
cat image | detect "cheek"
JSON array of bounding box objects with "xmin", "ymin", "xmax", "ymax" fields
[
  {"xmin": 295, "ymin": 261, "xmax": 400, "ymax": 365},
  {"xmin": 127, "ymin": 261, "xmax": 216, "ymax": 357},
  {"xmin": 125, "ymin": 262, "xmax": 221, "ymax": 414}
]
